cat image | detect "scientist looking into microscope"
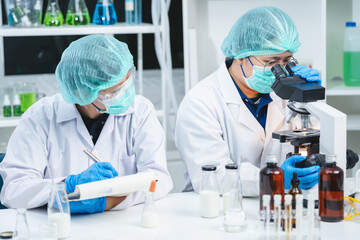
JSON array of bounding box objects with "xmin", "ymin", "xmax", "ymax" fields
[
  {"xmin": 175, "ymin": 6, "xmax": 321, "ymax": 196},
  {"xmin": 0, "ymin": 34, "xmax": 173, "ymax": 213}
]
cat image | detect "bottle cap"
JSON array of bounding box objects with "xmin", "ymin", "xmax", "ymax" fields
[
  {"xmin": 3, "ymin": 95, "xmax": 11, "ymax": 105},
  {"xmin": 13, "ymin": 95, "xmax": 20, "ymax": 105},
  {"xmin": 285, "ymin": 194, "xmax": 292, "ymax": 204},
  {"xmin": 262, "ymin": 194, "xmax": 270, "ymax": 206},
  {"xmin": 225, "ymin": 163, "xmax": 237, "ymax": 170},
  {"xmin": 274, "ymin": 194, "xmax": 281, "ymax": 205},
  {"xmin": 266, "ymin": 155, "xmax": 278, "ymax": 164},
  {"xmin": 202, "ymin": 165, "xmax": 216, "ymax": 171},
  {"xmin": 326, "ymin": 154, "xmax": 336, "ymax": 163},
  {"xmin": 291, "ymin": 172, "xmax": 300, "ymax": 186},
  {"xmin": 346, "ymin": 21, "xmax": 356, "ymax": 27},
  {"xmin": 149, "ymin": 180, "xmax": 157, "ymax": 193}
]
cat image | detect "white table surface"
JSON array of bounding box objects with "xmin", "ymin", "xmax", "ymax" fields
[{"xmin": 0, "ymin": 192, "xmax": 359, "ymax": 240}]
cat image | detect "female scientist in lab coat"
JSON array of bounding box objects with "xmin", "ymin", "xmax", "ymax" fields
[
  {"xmin": 175, "ymin": 7, "xmax": 321, "ymax": 196},
  {"xmin": 0, "ymin": 35, "xmax": 173, "ymax": 213}
]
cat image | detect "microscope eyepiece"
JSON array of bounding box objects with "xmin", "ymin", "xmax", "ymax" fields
[
  {"xmin": 286, "ymin": 61, "xmax": 297, "ymax": 76},
  {"xmin": 271, "ymin": 64, "xmax": 287, "ymax": 80}
]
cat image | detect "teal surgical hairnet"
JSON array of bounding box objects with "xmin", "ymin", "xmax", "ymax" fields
[
  {"xmin": 55, "ymin": 34, "xmax": 134, "ymax": 105},
  {"xmin": 221, "ymin": 6, "xmax": 301, "ymax": 59}
]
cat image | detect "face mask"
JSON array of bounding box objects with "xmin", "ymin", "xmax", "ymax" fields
[
  {"xmin": 93, "ymin": 71, "xmax": 136, "ymax": 115},
  {"xmin": 240, "ymin": 58, "xmax": 276, "ymax": 94}
]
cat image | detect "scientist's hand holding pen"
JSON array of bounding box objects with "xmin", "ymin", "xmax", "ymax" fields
[{"xmin": 65, "ymin": 162, "xmax": 119, "ymax": 214}]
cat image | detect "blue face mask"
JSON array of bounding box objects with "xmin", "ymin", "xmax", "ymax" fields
[
  {"xmin": 240, "ymin": 57, "xmax": 276, "ymax": 94},
  {"xmin": 93, "ymin": 68, "xmax": 136, "ymax": 115}
]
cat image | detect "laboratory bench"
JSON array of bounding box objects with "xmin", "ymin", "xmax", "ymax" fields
[{"xmin": 0, "ymin": 192, "xmax": 359, "ymax": 240}]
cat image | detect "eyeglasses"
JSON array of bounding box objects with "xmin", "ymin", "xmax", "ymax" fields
[
  {"xmin": 98, "ymin": 66, "xmax": 136, "ymax": 101},
  {"xmin": 251, "ymin": 56, "xmax": 298, "ymax": 74}
]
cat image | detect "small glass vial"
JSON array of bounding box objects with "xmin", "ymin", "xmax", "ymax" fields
[
  {"xmin": 284, "ymin": 195, "xmax": 293, "ymax": 240},
  {"xmin": 3, "ymin": 94, "xmax": 12, "ymax": 117},
  {"xmin": 260, "ymin": 155, "xmax": 284, "ymax": 211},
  {"xmin": 13, "ymin": 95, "xmax": 22, "ymax": 117},
  {"xmin": 200, "ymin": 165, "xmax": 220, "ymax": 218},
  {"xmin": 221, "ymin": 163, "xmax": 238, "ymax": 213},
  {"xmin": 274, "ymin": 194, "xmax": 282, "ymax": 237},
  {"xmin": 319, "ymin": 154, "xmax": 344, "ymax": 222},
  {"xmin": 125, "ymin": 0, "xmax": 142, "ymax": 25},
  {"xmin": 13, "ymin": 208, "xmax": 31, "ymax": 240},
  {"xmin": 140, "ymin": 180, "xmax": 159, "ymax": 228},
  {"xmin": 48, "ymin": 182, "xmax": 71, "ymax": 239}
]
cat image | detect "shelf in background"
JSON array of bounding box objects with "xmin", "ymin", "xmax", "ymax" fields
[
  {"xmin": 0, "ymin": 23, "xmax": 160, "ymax": 37},
  {"xmin": 348, "ymin": 115, "xmax": 360, "ymax": 131},
  {"xmin": 326, "ymin": 81, "xmax": 360, "ymax": 96},
  {"xmin": 0, "ymin": 116, "xmax": 21, "ymax": 128}
]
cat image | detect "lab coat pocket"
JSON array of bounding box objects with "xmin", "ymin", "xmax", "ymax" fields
[{"xmin": 117, "ymin": 151, "xmax": 137, "ymax": 176}]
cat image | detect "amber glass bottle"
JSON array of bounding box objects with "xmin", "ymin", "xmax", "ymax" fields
[
  {"xmin": 319, "ymin": 155, "xmax": 344, "ymax": 222},
  {"xmin": 288, "ymin": 172, "xmax": 302, "ymax": 228},
  {"xmin": 260, "ymin": 155, "xmax": 284, "ymax": 210}
]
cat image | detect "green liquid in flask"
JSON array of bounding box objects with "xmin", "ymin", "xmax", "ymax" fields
[{"xmin": 66, "ymin": 11, "xmax": 90, "ymax": 25}]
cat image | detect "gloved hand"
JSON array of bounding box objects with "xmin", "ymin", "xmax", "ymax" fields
[
  {"xmin": 65, "ymin": 162, "xmax": 118, "ymax": 214},
  {"xmin": 291, "ymin": 65, "xmax": 321, "ymax": 85},
  {"xmin": 280, "ymin": 155, "xmax": 321, "ymax": 190}
]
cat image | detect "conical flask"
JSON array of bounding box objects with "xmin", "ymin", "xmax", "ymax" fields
[
  {"xmin": 93, "ymin": 0, "xmax": 117, "ymax": 25},
  {"xmin": 66, "ymin": 0, "xmax": 90, "ymax": 25},
  {"xmin": 44, "ymin": 0, "xmax": 64, "ymax": 26}
]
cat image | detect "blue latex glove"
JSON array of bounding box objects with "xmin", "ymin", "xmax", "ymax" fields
[
  {"xmin": 65, "ymin": 162, "xmax": 118, "ymax": 214},
  {"xmin": 291, "ymin": 65, "xmax": 321, "ymax": 85},
  {"xmin": 280, "ymin": 155, "xmax": 321, "ymax": 190}
]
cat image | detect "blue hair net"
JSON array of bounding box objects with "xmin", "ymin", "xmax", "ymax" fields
[
  {"xmin": 221, "ymin": 6, "xmax": 301, "ymax": 59},
  {"xmin": 55, "ymin": 34, "xmax": 134, "ymax": 105}
]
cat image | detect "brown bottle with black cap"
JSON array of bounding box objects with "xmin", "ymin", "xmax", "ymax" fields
[{"xmin": 288, "ymin": 172, "xmax": 302, "ymax": 228}]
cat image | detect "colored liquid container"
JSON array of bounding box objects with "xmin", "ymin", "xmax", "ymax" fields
[{"xmin": 344, "ymin": 22, "xmax": 360, "ymax": 86}]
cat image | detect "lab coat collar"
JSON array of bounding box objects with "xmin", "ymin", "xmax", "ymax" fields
[
  {"xmin": 217, "ymin": 61, "xmax": 243, "ymax": 105},
  {"xmin": 56, "ymin": 96, "xmax": 135, "ymax": 123}
]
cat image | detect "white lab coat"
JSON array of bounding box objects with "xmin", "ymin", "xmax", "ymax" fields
[
  {"xmin": 0, "ymin": 94, "xmax": 173, "ymax": 209},
  {"xmin": 175, "ymin": 61, "xmax": 298, "ymax": 196}
]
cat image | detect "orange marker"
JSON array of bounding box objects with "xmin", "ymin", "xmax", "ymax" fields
[{"xmin": 149, "ymin": 180, "xmax": 157, "ymax": 193}]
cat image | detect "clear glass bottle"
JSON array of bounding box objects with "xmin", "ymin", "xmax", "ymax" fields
[
  {"xmin": 66, "ymin": 0, "xmax": 90, "ymax": 26},
  {"xmin": 259, "ymin": 155, "xmax": 284, "ymax": 211},
  {"xmin": 221, "ymin": 163, "xmax": 238, "ymax": 213},
  {"xmin": 44, "ymin": 0, "xmax": 64, "ymax": 26},
  {"xmin": 93, "ymin": 0, "xmax": 117, "ymax": 25},
  {"xmin": 200, "ymin": 165, "xmax": 220, "ymax": 218},
  {"xmin": 319, "ymin": 154, "xmax": 344, "ymax": 222},
  {"xmin": 13, "ymin": 208, "xmax": 31, "ymax": 240},
  {"xmin": 48, "ymin": 182, "xmax": 71, "ymax": 239},
  {"xmin": 223, "ymin": 169, "xmax": 247, "ymax": 232},
  {"xmin": 140, "ymin": 180, "xmax": 159, "ymax": 228},
  {"xmin": 125, "ymin": 0, "xmax": 142, "ymax": 25},
  {"xmin": 3, "ymin": 94, "xmax": 12, "ymax": 117}
]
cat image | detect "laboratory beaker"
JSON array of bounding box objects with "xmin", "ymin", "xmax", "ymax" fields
[
  {"xmin": 44, "ymin": 0, "xmax": 64, "ymax": 26},
  {"xmin": 66, "ymin": 0, "xmax": 90, "ymax": 25},
  {"xmin": 200, "ymin": 165, "xmax": 220, "ymax": 218},
  {"xmin": 5, "ymin": 0, "xmax": 43, "ymax": 27},
  {"xmin": 93, "ymin": 0, "xmax": 117, "ymax": 25},
  {"xmin": 125, "ymin": 0, "xmax": 142, "ymax": 25},
  {"xmin": 13, "ymin": 82, "xmax": 44, "ymax": 114},
  {"xmin": 223, "ymin": 187, "xmax": 247, "ymax": 232},
  {"xmin": 13, "ymin": 208, "xmax": 31, "ymax": 239},
  {"xmin": 47, "ymin": 182, "xmax": 71, "ymax": 239}
]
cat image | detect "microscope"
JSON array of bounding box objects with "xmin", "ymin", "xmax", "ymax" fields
[{"xmin": 270, "ymin": 62, "xmax": 348, "ymax": 201}]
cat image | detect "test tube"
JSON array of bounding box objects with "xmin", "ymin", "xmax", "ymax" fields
[
  {"xmin": 296, "ymin": 194, "xmax": 303, "ymax": 240},
  {"xmin": 274, "ymin": 194, "xmax": 282, "ymax": 239},
  {"xmin": 285, "ymin": 195, "xmax": 292, "ymax": 240},
  {"xmin": 263, "ymin": 194, "xmax": 271, "ymax": 236},
  {"xmin": 308, "ymin": 194, "xmax": 315, "ymax": 240}
]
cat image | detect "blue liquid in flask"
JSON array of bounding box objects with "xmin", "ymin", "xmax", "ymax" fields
[{"xmin": 93, "ymin": 2, "xmax": 117, "ymax": 25}]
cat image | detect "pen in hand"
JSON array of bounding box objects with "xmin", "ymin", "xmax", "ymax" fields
[{"xmin": 83, "ymin": 149, "xmax": 101, "ymax": 163}]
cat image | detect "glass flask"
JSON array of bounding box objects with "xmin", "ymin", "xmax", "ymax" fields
[
  {"xmin": 13, "ymin": 208, "xmax": 31, "ymax": 240},
  {"xmin": 66, "ymin": 0, "xmax": 90, "ymax": 26},
  {"xmin": 93, "ymin": 0, "xmax": 117, "ymax": 25},
  {"xmin": 140, "ymin": 180, "xmax": 159, "ymax": 228},
  {"xmin": 44, "ymin": 0, "xmax": 64, "ymax": 26},
  {"xmin": 125, "ymin": 0, "xmax": 142, "ymax": 25},
  {"xmin": 7, "ymin": 0, "xmax": 43, "ymax": 27},
  {"xmin": 48, "ymin": 182, "xmax": 71, "ymax": 239},
  {"xmin": 200, "ymin": 165, "xmax": 220, "ymax": 218},
  {"xmin": 223, "ymin": 173, "xmax": 247, "ymax": 232}
]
